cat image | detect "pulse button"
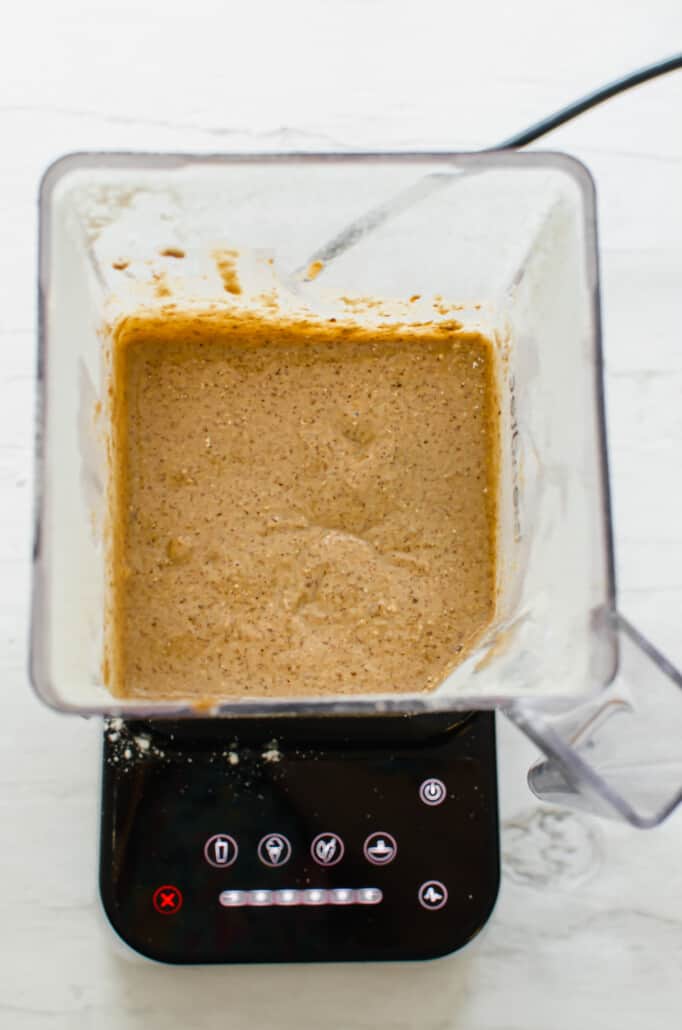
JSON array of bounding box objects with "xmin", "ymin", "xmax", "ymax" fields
[
  {"xmin": 418, "ymin": 880, "xmax": 448, "ymax": 910},
  {"xmin": 419, "ymin": 778, "xmax": 447, "ymax": 806}
]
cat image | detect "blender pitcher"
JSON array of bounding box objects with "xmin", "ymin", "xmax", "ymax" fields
[{"xmin": 31, "ymin": 150, "xmax": 682, "ymax": 828}]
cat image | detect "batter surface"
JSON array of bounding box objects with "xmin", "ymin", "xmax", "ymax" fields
[{"xmin": 107, "ymin": 310, "xmax": 499, "ymax": 700}]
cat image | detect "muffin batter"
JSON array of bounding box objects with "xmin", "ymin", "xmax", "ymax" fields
[{"xmin": 107, "ymin": 309, "xmax": 499, "ymax": 700}]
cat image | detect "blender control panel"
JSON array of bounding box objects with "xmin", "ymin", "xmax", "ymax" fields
[{"xmin": 100, "ymin": 714, "xmax": 499, "ymax": 964}]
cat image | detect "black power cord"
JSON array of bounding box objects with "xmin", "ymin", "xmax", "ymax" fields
[
  {"xmin": 299, "ymin": 53, "xmax": 681, "ymax": 272},
  {"xmin": 495, "ymin": 53, "xmax": 682, "ymax": 149}
]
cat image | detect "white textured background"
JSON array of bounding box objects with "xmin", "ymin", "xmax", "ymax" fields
[{"xmin": 0, "ymin": 2, "xmax": 681, "ymax": 1028}]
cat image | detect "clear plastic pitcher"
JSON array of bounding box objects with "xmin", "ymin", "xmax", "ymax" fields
[{"xmin": 31, "ymin": 151, "xmax": 682, "ymax": 828}]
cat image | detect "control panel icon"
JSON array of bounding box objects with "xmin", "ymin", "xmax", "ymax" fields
[
  {"xmin": 419, "ymin": 778, "xmax": 447, "ymax": 806},
  {"xmin": 310, "ymin": 832, "xmax": 345, "ymax": 867},
  {"xmin": 153, "ymin": 885, "xmax": 183, "ymax": 915},
  {"xmin": 258, "ymin": 833, "xmax": 292, "ymax": 867},
  {"xmin": 219, "ymin": 889, "xmax": 248, "ymax": 908},
  {"xmin": 217, "ymin": 887, "xmax": 384, "ymax": 909},
  {"xmin": 250, "ymin": 889, "xmax": 273, "ymax": 907},
  {"xmin": 204, "ymin": 834, "xmax": 238, "ymax": 868},
  {"xmin": 363, "ymin": 832, "xmax": 398, "ymax": 865},
  {"xmin": 356, "ymin": 887, "xmax": 383, "ymax": 905},
  {"xmin": 418, "ymin": 880, "xmax": 448, "ymax": 910},
  {"xmin": 302, "ymin": 888, "xmax": 327, "ymax": 906}
]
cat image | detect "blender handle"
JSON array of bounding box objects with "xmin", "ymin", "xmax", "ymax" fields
[{"xmin": 503, "ymin": 611, "xmax": 682, "ymax": 827}]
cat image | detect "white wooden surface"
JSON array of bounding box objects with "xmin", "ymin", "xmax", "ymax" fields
[{"xmin": 1, "ymin": 2, "xmax": 681, "ymax": 1027}]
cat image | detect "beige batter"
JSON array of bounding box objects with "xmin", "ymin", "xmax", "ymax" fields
[{"xmin": 106, "ymin": 309, "xmax": 499, "ymax": 700}]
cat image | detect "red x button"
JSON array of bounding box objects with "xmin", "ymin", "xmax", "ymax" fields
[{"xmin": 153, "ymin": 885, "xmax": 183, "ymax": 915}]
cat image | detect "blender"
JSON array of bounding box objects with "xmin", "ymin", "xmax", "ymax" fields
[{"xmin": 31, "ymin": 151, "xmax": 682, "ymax": 963}]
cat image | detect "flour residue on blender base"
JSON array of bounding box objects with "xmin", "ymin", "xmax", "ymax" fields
[{"xmin": 105, "ymin": 308, "xmax": 499, "ymax": 701}]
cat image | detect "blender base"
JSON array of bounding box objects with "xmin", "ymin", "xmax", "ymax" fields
[{"xmin": 99, "ymin": 712, "xmax": 499, "ymax": 964}]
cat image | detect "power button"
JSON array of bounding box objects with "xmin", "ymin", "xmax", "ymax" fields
[{"xmin": 419, "ymin": 778, "xmax": 447, "ymax": 806}]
